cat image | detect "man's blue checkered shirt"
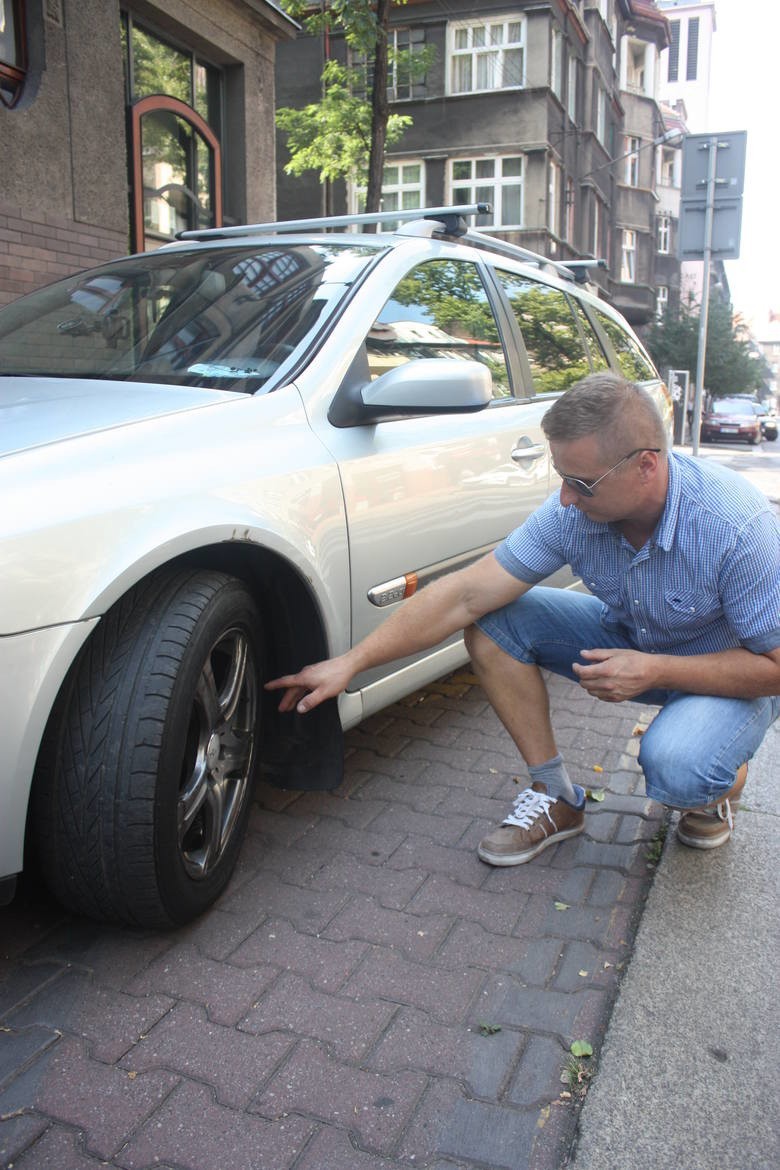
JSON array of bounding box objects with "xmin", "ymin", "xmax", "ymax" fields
[{"xmin": 496, "ymin": 451, "xmax": 780, "ymax": 656}]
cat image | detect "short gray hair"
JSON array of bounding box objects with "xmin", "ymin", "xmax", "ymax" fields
[{"xmin": 541, "ymin": 372, "xmax": 668, "ymax": 456}]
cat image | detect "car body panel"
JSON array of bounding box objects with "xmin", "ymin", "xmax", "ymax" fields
[{"xmin": 0, "ymin": 219, "xmax": 669, "ymax": 898}]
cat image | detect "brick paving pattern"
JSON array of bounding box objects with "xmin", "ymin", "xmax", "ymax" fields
[{"xmin": 0, "ymin": 670, "xmax": 664, "ymax": 1170}]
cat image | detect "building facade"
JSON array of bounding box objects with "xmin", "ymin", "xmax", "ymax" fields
[
  {"xmin": 0, "ymin": 0, "xmax": 296, "ymax": 308},
  {"xmin": 276, "ymin": 0, "xmax": 682, "ymax": 326}
]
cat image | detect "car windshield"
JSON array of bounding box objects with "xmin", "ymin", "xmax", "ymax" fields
[
  {"xmin": 711, "ymin": 399, "xmax": 755, "ymax": 415},
  {"xmin": 0, "ymin": 242, "xmax": 382, "ymax": 392}
]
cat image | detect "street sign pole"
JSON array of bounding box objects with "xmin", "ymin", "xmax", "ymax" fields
[{"xmin": 691, "ymin": 137, "xmax": 719, "ymax": 457}]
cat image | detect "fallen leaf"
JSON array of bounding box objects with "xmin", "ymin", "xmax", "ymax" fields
[
  {"xmin": 585, "ymin": 788, "xmax": 606, "ymax": 802},
  {"xmin": 592, "ymin": 764, "xmax": 604, "ymax": 773},
  {"xmin": 554, "ymin": 901, "xmax": 570, "ymax": 911},
  {"xmin": 632, "ymin": 724, "xmax": 646, "ymax": 736}
]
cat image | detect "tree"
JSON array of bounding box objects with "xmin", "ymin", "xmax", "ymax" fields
[
  {"xmin": 644, "ymin": 298, "xmax": 763, "ymax": 398},
  {"xmin": 277, "ymin": 1, "xmax": 433, "ymax": 215}
]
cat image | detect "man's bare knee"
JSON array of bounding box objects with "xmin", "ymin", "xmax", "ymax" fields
[{"xmin": 464, "ymin": 623, "xmax": 498, "ymax": 663}]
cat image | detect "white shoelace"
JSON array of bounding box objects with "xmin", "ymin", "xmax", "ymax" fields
[{"xmin": 502, "ymin": 787, "xmax": 558, "ymax": 830}]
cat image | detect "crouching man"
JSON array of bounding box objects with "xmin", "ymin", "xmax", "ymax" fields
[{"xmin": 267, "ymin": 373, "xmax": 780, "ymax": 864}]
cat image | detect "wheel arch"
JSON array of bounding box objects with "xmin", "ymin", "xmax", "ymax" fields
[{"xmin": 27, "ymin": 538, "xmax": 344, "ymax": 879}]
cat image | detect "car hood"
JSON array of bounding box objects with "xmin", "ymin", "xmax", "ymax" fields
[{"xmin": 0, "ymin": 377, "xmax": 243, "ymax": 458}]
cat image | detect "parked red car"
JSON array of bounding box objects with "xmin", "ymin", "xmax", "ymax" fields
[{"xmin": 700, "ymin": 398, "xmax": 762, "ymax": 445}]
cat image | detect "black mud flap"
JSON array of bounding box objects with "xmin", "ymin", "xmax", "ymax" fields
[{"xmin": 260, "ymin": 696, "xmax": 344, "ymax": 792}]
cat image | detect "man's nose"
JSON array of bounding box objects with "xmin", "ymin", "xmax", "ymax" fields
[{"xmin": 558, "ymin": 480, "xmax": 581, "ymax": 507}]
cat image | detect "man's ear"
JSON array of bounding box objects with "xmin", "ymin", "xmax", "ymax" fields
[{"xmin": 638, "ymin": 448, "xmax": 662, "ymax": 480}]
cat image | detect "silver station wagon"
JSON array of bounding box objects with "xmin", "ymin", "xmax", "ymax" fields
[{"xmin": 0, "ymin": 205, "xmax": 670, "ymax": 926}]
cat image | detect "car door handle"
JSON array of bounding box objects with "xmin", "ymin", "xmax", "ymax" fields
[{"xmin": 510, "ymin": 442, "xmax": 547, "ymax": 463}]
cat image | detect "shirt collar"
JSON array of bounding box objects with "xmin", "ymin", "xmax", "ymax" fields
[{"xmin": 653, "ymin": 450, "xmax": 681, "ymax": 551}]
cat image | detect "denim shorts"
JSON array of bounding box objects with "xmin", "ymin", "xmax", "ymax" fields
[{"xmin": 475, "ymin": 586, "xmax": 780, "ymax": 808}]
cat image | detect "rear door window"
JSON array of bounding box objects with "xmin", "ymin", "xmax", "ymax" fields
[
  {"xmin": 590, "ymin": 306, "xmax": 658, "ymax": 381},
  {"xmin": 570, "ymin": 300, "xmax": 610, "ymax": 372},
  {"xmin": 493, "ymin": 270, "xmax": 592, "ymax": 394}
]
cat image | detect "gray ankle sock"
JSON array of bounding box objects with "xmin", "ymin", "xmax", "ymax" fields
[{"xmin": 528, "ymin": 755, "xmax": 579, "ymax": 804}]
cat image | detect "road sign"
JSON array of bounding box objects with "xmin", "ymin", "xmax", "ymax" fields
[
  {"xmin": 678, "ymin": 198, "xmax": 743, "ymax": 259},
  {"xmin": 678, "ymin": 132, "xmax": 746, "ymax": 262},
  {"xmin": 680, "ymin": 131, "xmax": 747, "ymax": 200}
]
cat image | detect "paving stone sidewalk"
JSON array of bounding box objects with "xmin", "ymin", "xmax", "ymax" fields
[{"xmin": 0, "ymin": 670, "xmax": 665, "ymax": 1170}]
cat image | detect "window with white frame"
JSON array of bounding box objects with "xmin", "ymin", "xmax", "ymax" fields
[
  {"xmin": 448, "ymin": 17, "xmax": 525, "ymax": 95},
  {"xmin": 624, "ymin": 136, "xmax": 640, "ymax": 186},
  {"xmin": 657, "ymin": 213, "xmax": 671, "ymax": 254},
  {"xmin": 349, "ymin": 160, "xmax": 424, "ymax": 223},
  {"xmin": 551, "ymin": 26, "xmax": 562, "ymax": 98},
  {"xmin": 565, "ymin": 177, "xmax": 575, "ymax": 243},
  {"xmin": 351, "ymin": 28, "xmax": 428, "ymax": 102},
  {"xmin": 389, "ymin": 27, "xmax": 428, "ymax": 101},
  {"xmin": 548, "ymin": 159, "xmax": 562, "ymax": 238},
  {"xmin": 659, "ymin": 147, "xmax": 677, "ymax": 188},
  {"xmin": 450, "ymin": 156, "xmax": 523, "ymax": 228},
  {"xmin": 656, "ymin": 285, "xmax": 669, "ymax": 319},
  {"xmin": 621, "ymin": 229, "xmax": 637, "ymax": 282},
  {"xmin": 567, "ymin": 55, "xmax": 578, "ymax": 121},
  {"xmin": 596, "ymin": 84, "xmax": 607, "ymax": 147},
  {"xmin": 592, "ymin": 194, "xmax": 607, "ymax": 259},
  {"xmin": 381, "ymin": 161, "xmax": 425, "ymax": 222},
  {"xmin": 625, "ymin": 41, "xmax": 646, "ymax": 94}
]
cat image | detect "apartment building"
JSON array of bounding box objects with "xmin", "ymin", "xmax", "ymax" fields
[
  {"xmin": 656, "ymin": 0, "xmax": 715, "ymax": 129},
  {"xmin": 276, "ymin": 0, "xmax": 682, "ymax": 325},
  {"xmin": 0, "ymin": 0, "xmax": 297, "ymax": 307}
]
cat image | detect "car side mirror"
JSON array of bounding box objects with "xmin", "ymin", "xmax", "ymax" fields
[{"xmin": 360, "ymin": 358, "xmax": 492, "ymax": 415}]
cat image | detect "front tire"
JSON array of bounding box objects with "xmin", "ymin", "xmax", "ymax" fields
[{"xmin": 33, "ymin": 569, "xmax": 263, "ymax": 927}]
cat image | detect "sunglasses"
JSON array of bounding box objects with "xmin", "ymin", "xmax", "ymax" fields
[{"xmin": 555, "ymin": 448, "xmax": 661, "ymax": 498}]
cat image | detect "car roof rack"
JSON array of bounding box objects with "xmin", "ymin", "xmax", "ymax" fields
[
  {"xmin": 176, "ymin": 204, "xmax": 492, "ymax": 241},
  {"xmin": 175, "ymin": 204, "xmax": 601, "ymax": 286}
]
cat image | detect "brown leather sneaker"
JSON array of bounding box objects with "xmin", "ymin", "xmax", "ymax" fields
[
  {"xmin": 478, "ymin": 782, "xmax": 586, "ymax": 867},
  {"xmin": 676, "ymin": 763, "xmax": 748, "ymax": 850}
]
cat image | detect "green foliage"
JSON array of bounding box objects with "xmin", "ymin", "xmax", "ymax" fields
[
  {"xmin": 277, "ymin": 1, "xmax": 432, "ymax": 190},
  {"xmin": 276, "ymin": 62, "xmax": 411, "ymax": 186},
  {"xmin": 644, "ymin": 299, "xmax": 762, "ymax": 398}
]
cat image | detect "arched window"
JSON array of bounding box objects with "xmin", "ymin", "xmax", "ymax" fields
[
  {"xmin": 130, "ymin": 94, "xmax": 222, "ymax": 251},
  {"xmin": 123, "ymin": 16, "xmax": 223, "ymax": 251},
  {"xmin": 0, "ymin": 0, "xmax": 27, "ymax": 108}
]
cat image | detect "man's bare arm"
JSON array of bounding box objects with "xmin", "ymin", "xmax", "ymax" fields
[
  {"xmin": 265, "ymin": 551, "xmax": 531, "ymax": 714},
  {"xmin": 573, "ymin": 645, "xmax": 780, "ymax": 703}
]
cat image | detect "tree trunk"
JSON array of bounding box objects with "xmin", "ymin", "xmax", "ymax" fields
[{"xmin": 364, "ymin": 0, "xmax": 391, "ymax": 222}]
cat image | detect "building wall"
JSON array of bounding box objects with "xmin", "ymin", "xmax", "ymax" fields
[{"xmin": 0, "ymin": 0, "xmax": 294, "ymax": 308}]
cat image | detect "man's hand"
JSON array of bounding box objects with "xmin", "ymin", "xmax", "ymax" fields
[
  {"xmin": 265, "ymin": 655, "xmax": 354, "ymax": 715},
  {"xmin": 572, "ymin": 647, "xmax": 659, "ymax": 703}
]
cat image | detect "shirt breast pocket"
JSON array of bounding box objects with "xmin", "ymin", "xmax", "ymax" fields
[{"xmin": 665, "ymin": 590, "xmax": 722, "ymax": 629}]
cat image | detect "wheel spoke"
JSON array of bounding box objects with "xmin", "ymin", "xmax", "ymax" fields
[
  {"xmin": 178, "ymin": 759, "xmax": 210, "ymax": 839},
  {"xmin": 195, "ymin": 657, "xmax": 221, "ymax": 728},
  {"xmin": 217, "ymin": 633, "xmax": 249, "ymax": 723}
]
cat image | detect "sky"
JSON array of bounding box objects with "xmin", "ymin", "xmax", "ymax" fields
[{"xmin": 706, "ymin": 0, "xmax": 779, "ymax": 331}]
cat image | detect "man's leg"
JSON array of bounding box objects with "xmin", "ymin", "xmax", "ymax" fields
[
  {"xmin": 638, "ymin": 691, "xmax": 780, "ymax": 849},
  {"xmin": 465, "ymin": 588, "xmax": 636, "ymax": 866},
  {"xmin": 463, "ymin": 627, "xmax": 558, "ymax": 766}
]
